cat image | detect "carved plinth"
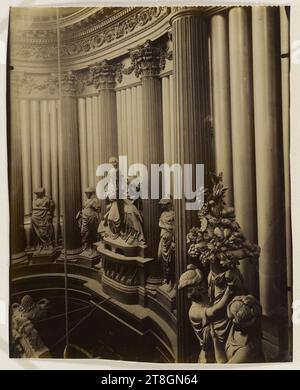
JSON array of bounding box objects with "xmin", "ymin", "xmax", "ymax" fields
[
  {"xmin": 77, "ymin": 246, "xmax": 102, "ymax": 268},
  {"xmin": 156, "ymin": 284, "xmax": 176, "ymax": 312},
  {"xmin": 96, "ymin": 239, "xmax": 153, "ymax": 305},
  {"xmin": 30, "ymin": 247, "xmax": 58, "ymax": 264}
]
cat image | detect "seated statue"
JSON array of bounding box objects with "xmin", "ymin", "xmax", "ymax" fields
[
  {"xmin": 100, "ymin": 157, "xmax": 125, "ymax": 239},
  {"xmin": 158, "ymin": 198, "xmax": 175, "ymax": 292},
  {"xmin": 31, "ymin": 187, "xmax": 54, "ymax": 252},
  {"xmin": 77, "ymin": 187, "xmax": 100, "ymax": 256},
  {"xmin": 210, "ymin": 295, "xmax": 264, "ymax": 363}
]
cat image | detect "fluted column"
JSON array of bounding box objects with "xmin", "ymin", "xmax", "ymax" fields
[
  {"xmin": 86, "ymin": 96, "xmax": 94, "ymax": 187},
  {"xmin": 20, "ymin": 98, "xmax": 32, "ymax": 249},
  {"xmin": 171, "ymin": 9, "xmax": 211, "ymax": 362},
  {"xmin": 129, "ymin": 41, "xmax": 164, "ymax": 267},
  {"xmin": 229, "ymin": 7, "xmax": 258, "ymax": 294},
  {"xmin": 40, "ymin": 100, "xmax": 51, "ymax": 196},
  {"xmin": 280, "ymin": 6, "xmax": 292, "ymax": 354},
  {"xmin": 89, "ymin": 60, "xmax": 118, "ymax": 167},
  {"xmin": 59, "ymin": 73, "xmax": 82, "ymax": 258},
  {"xmin": 30, "ymin": 100, "xmax": 42, "ymax": 190},
  {"xmin": 49, "ymin": 100, "xmax": 60, "ymax": 244},
  {"xmin": 9, "ymin": 75, "xmax": 27, "ymax": 264},
  {"xmin": 211, "ymin": 13, "xmax": 233, "ymax": 205},
  {"xmin": 252, "ymin": 7, "xmax": 285, "ymax": 318},
  {"xmin": 78, "ymin": 97, "xmax": 88, "ymax": 197}
]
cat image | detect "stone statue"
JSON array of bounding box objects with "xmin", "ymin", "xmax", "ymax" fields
[
  {"xmin": 180, "ymin": 173, "xmax": 262, "ymax": 363},
  {"xmin": 77, "ymin": 187, "xmax": 100, "ymax": 256},
  {"xmin": 123, "ymin": 197, "xmax": 146, "ymax": 246},
  {"xmin": 101, "ymin": 156, "xmax": 125, "ymax": 239},
  {"xmin": 158, "ymin": 198, "xmax": 175, "ymax": 293},
  {"xmin": 178, "ymin": 264, "xmax": 236, "ymax": 363},
  {"xmin": 31, "ymin": 187, "xmax": 54, "ymax": 252},
  {"xmin": 11, "ymin": 295, "xmax": 49, "ymax": 358},
  {"xmin": 99, "ymin": 159, "xmax": 146, "ymax": 248},
  {"xmin": 211, "ymin": 295, "xmax": 264, "ymax": 363}
]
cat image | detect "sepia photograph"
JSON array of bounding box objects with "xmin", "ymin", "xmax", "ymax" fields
[{"xmin": 7, "ymin": 3, "xmax": 292, "ymax": 364}]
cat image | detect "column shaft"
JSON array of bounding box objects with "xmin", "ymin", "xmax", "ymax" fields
[
  {"xmin": 49, "ymin": 100, "xmax": 60, "ymax": 244},
  {"xmin": 40, "ymin": 100, "xmax": 51, "ymax": 196},
  {"xmin": 9, "ymin": 83, "xmax": 27, "ymax": 263},
  {"xmin": 60, "ymin": 96, "xmax": 82, "ymax": 256},
  {"xmin": 20, "ymin": 99, "xmax": 32, "ymax": 216},
  {"xmin": 86, "ymin": 96, "xmax": 94, "ymax": 187},
  {"xmin": 98, "ymin": 89, "xmax": 118, "ymax": 164},
  {"xmin": 172, "ymin": 11, "xmax": 211, "ymax": 362},
  {"xmin": 229, "ymin": 7, "xmax": 258, "ymax": 294},
  {"xmin": 78, "ymin": 97, "xmax": 88, "ymax": 196},
  {"xmin": 211, "ymin": 13, "xmax": 233, "ymax": 205},
  {"xmin": 141, "ymin": 76, "xmax": 164, "ymax": 259},
  {"xmin": 30, "ymin": 100, "xmax": 42, "ymax": 190},
  {"xmin": 252, "ymin": 7, "xmax": 285, "ymax": 317}
]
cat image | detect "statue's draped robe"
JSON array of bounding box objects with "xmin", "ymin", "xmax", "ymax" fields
[
  {"xmin": 32, "ymin": 196, "xmax": 53, "ymax": 247},
  {"xmin": 81, "ymin": 196, "xmax": 100, "ymax": 246},
  {"xmin": 123, "ymin": 199, "xmax": 145, "ymax": 246},
  {"xmin": 158, "ymin": 210, "xmax": 175, "ymax": 282}
]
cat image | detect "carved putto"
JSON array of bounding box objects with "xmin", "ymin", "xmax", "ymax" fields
[{"xmin": 11, "ymin": 295, "xmax": 49, "ymax": 358}]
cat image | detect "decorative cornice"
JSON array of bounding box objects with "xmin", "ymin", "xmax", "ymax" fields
[
  {"xmin": 125, "ymin": 40, "xmax": 171, "ymax": 78},
  {"xmin": 11, "ymin": 7, "xmax": 171, "ymax": 61},
  {"xmin": 88, "ymin": 60, "xmax": 123, "ymax": 90}
]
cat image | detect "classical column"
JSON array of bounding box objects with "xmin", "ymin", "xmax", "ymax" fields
[
  {"xmin": 59, "ymin": 72, "xmax": 82, "ymax": 259},
  {"xmin": 252, "ymin": 7, "xmax": 286, "ymax": 318},
  {"xmin": 136, "ymin": 85, "xmax": 143, "ymax": 165},
  {"xmin": 20, "ymin": 98, "xmax": 32, "ymax": 249},
  {"xmin": 211, "ymin": 13, "xmax": 233, "ymax": 205},
  {"xmin": 228, "ymin": 7, "xmax": 258, "ymax": 294},
  {"xmin": 92, "ymin": 95, "xmax": 100, "ymax": 185},
  {"xmin": 129, "ymin": 41, "xmax": 164, "ymax": 265},
  {"xmin": 9, "ymin": 74, "xmax": 27, "ymax": 264},
  {"xmin": 171, "ymin": 9, "xmax": 211, "ymax": 362},
  {"xmin": 78, "ymin": 97, "xmax": 88, "ymax": 197},
  {"xmin": 30, "ymin": 100, "xmax": 42, "ymax": 190},
  {"xmin": 280, "ymin": 5, "xmax": 292, "ymax": 355},
  {"xmin": 124, "ymin": 88, "xmax": 132, "ymax": 166},
  {"xmin": 49, "ymin": 100, "xmax": 60, "ymax": 244},
  {"xmin": 162, "ymin": 76, "xmax": 171, "ymax": 165},
  {"xmin": 86, "ymin": 96, "xmax": 94, "ymax": 187},
  {"xmin": 89, "ymin": 60, "xmax": 118, "ymax": 167},
  {"xmin": 40, "ymin": 100, "xmax": 51, "ymax": 196}
]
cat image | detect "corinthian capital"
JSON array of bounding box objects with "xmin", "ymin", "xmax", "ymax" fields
[
  {"xmin": 129, "ymin": 40, "xmax": 167, "ymax": 78},
  {"xmin": 88, "ymin": 60, "xmax": 123, "ymax": 90}
]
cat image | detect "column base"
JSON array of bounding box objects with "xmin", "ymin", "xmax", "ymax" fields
[{"xmin": 156, "ymin": 283, "xmax": 176, "ymax": 312}]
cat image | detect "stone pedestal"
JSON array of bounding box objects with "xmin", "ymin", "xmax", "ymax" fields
[{"xmin": 97, "ymin": 238, "xmax": 153, "ymax": 305}]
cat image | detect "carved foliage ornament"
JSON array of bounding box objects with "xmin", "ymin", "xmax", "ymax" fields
[
  {"xmin": 88, "ymin": 60, "xmax": 124, "ymax": 90},
  {"xmin": 126, "ymin": 40, "xmax": 171, "ymax": 78}
]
